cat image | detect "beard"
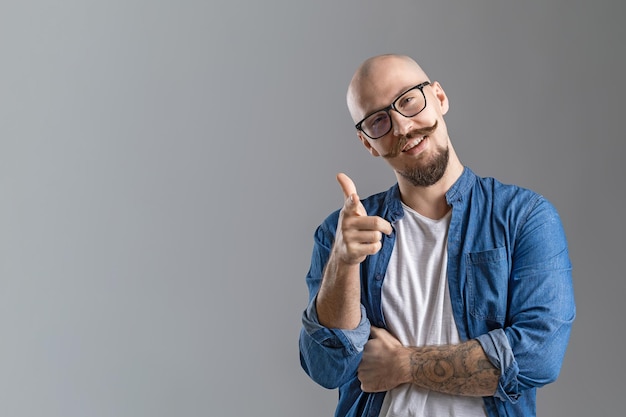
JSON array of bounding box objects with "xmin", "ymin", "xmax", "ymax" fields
[
  {"xmin": 397, "ymin": 144, "xmax": 449, "ymax": 187},
  {"xmin": 380, "ymin": 120, "xmax": 449, "ymax": 187}
]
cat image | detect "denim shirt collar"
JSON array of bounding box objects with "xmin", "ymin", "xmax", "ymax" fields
[
  {"xmin": 383, "ymin": 183, "xmax": 404, "ymax": 222},
  {"xmin": 446, "ymin": 166, "xmax": 477, "ymax": 205},
  {"xmin": 383, "ymin": 166, "xmax": 477, "ymax": 222}
]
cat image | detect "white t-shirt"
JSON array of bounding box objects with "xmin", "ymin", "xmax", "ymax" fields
[{"xmin": 379, "ymin": 203, "xmax": 486, "ymax": 417}]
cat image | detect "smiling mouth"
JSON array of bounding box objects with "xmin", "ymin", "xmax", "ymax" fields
[
  {"xmin": 381, "ymin": 120, "xmax": 438, "ymax": 159},
  {"xmin": 402, "ymin": 136, "xmax": 426, "ymax": 152}
]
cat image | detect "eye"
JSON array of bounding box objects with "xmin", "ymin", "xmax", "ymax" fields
[
  {"xmin": 397, "ymin": 91, "xmax": 424, "ymax": 114},
  {"xmin": 370, "ymin": 114, "xmax": 387, "ymax": 127},
  {"xmin": 365, "ymin": 112, "xmax": 388, "ymax": 129},
  {"xmin": 399, "ymin": 94, "xmax": 416, "ymax": 108}
]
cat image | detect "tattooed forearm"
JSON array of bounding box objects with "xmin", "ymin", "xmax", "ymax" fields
[{"xmin": 408, "ymin": 340, "xmax": 500, "ymax": 396}]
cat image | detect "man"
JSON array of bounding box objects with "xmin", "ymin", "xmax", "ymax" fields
[{"xmin": 299, "ymin": 54, "xmax": 575, "ymax": 417}]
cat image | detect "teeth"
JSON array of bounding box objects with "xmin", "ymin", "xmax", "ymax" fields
[{"xmin": 404, "ymin": 137, "xmax": 424, "ymax": 151}]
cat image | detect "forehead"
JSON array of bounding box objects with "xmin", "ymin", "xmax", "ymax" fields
[{"xmin": 351, "ymin": 57, "xmax": 427, "ymax": 118}]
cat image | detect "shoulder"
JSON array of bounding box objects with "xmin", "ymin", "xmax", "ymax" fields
[
  {"xmin": 472, "ymin": 175, "xmax": 564, "ymax": 231},
  {"xmin": 474, "ymin": 175, "xmax": 543, "ymax": 206}
]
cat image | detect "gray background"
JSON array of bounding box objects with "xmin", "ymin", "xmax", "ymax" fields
[{"xmin": 1, "ymin": 1, "xmax": 623, "ymax": 416}]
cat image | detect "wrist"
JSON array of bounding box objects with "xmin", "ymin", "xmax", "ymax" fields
[{"xmin": 395, "ymin": 345, "xmax": 414, "ymax": 386}]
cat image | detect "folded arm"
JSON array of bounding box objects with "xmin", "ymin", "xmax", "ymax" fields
[{"xmin": 358, "ymin": 326, "xmax": 499, "ymax": 396}]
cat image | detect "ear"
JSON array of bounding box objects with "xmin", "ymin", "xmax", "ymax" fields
[
  {"xmin": 357, "ymin": 132, "xmax": 381, "ymax": 157},
  {"xmin": 431, "ymin": 81, "xmax": 449, "ymax": 115}
]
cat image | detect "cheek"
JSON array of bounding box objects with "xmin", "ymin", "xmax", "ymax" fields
[
  {"xmin": 369, "ymin": 144, "xmax": 382, "ymax": 157},
  {"xmin": 359, "ymin": 135, "xmax": 383, "ymax": 157}
]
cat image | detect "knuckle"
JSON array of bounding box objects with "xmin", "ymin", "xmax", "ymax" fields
[
  {"xmin": 375, "ymin": 218, "xmax": 388, "ymax": 230},
  {"xmin": 369, "ymin": 241, "xmax": 382, "ymax": 254}
]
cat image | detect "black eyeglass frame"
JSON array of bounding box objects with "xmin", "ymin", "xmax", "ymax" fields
[{"xmin": 354, "ymin": 81, "xmax": 431, "ymax": 140}]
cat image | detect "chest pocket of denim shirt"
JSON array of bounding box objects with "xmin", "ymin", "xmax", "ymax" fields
[{"xmin": 466, "ymin": 247, "xmax": 509, "ymax": 323}]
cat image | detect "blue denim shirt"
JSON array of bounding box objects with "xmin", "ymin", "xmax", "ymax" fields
[{"xmin": 299, "ymin": 167, "xmax": 575, "ymax": 417}]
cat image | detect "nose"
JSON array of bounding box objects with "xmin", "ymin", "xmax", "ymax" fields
[{"xmin": 390, "ymin": 110, "xmax": 415, "ymax": 137}]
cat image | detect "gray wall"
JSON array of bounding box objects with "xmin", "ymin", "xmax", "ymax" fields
[{"xmin": 1, "ymin": 1, "xmax": 623, "ymax": 416}]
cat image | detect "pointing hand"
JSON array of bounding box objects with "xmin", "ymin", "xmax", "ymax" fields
[{"xmin": 333, "ymin": 173, "xmax": 393, "ymax": 265}]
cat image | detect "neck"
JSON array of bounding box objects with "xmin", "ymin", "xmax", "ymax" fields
[{"xmin": 396, "ymin": 155, "xmax": 464, "ymax": 220}]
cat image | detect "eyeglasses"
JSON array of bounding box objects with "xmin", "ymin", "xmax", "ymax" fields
[{"xmin": 355, "ymin": 81, "xmax": 431, "ymax": 139}]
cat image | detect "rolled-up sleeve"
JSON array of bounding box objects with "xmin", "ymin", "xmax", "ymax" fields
[
  {"xmin": 476, "ymin": 329, "xmax": 521, "ymax": 402},
  {"xmin": 300, "ymin": 298, "xmax": 371, "ymax": 389},
  {"xmin": 299, "ymin": 213, "xmax": 373, "ymax": 389}
]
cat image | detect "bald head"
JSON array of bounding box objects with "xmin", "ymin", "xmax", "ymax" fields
[{"xmin": 347, "ymin": 54, "xmax": 430, "ymax": 123}]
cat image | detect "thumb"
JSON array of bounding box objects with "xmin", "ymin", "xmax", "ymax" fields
[{"xmin": 369, "ymin": 326, "xmax": 381, "ymax": 338}]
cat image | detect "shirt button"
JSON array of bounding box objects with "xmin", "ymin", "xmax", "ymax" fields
[{"xmin": 375, "ymin": 274, "xmax": 383, "ymax": 281}]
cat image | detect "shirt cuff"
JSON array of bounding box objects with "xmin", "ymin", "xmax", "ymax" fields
[
  {"xmin": 476, "ymin": 328, "xmax": 521, "ymax": 403},
  {"xmin": 301, "ymin": 295, "xmax": 371, "ymax": 355}
]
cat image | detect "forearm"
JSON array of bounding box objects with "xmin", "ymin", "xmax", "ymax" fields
[
  {"xmin": 405, "ymin": 340, "xmax": 499, "ymax": 397},
  {"xmin": 316, "ymin": 252, "xmax": 362, "ymax": 329}
]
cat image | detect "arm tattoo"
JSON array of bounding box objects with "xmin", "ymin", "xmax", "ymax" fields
[{"xmin": 408, "ymin": 340, "xmax": 500, "ymax": 396}]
